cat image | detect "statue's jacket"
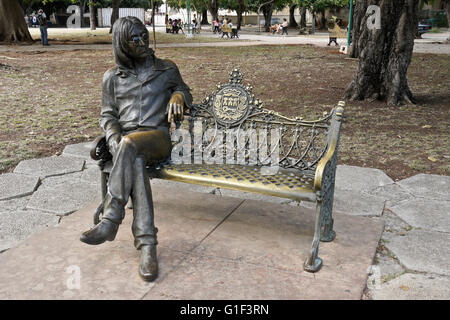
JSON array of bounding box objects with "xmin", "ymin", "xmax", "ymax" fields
[{"xmin": 100, "ymin": 53, "xmax": 193, "ymax": 143}]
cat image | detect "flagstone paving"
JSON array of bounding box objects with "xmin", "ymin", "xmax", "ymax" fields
[{"xmin": 0, "ymin": 142, "xmax": 449, "ymax": 300}]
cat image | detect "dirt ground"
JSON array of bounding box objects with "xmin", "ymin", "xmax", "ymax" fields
[{"xmin": 0, "ymin": 44, "xmax": 448, "ymax": 180}]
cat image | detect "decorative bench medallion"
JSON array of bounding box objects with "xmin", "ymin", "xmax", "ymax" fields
[{"xmin": 209, "ymin": 69, "xmax": 252, "ymax": 127}]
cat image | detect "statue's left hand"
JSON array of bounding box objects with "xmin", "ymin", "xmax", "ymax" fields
[{"xmin": 168, "ymin": 92, "xmax": 184, "ymax": 123}]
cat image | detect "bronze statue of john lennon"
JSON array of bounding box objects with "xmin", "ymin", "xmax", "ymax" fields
[{"xmin": 80, "ymin": 16, "xmax": 192, "ymax": 281}]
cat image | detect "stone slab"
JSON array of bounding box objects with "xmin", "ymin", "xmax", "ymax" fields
[
  {"xmin": 397, "ymin": 174, "xmax": 450, "ymax": 201},
  {"xmin": 184, "ymin": 199, "xmax": 384, "ymax": 288},
  {"xmin": 80, "ymin": 164, "xmax": 102, "ymax": 185},
  {"xmin": 145, "ymin": 254, "xmax": 360, "ymax": 300},
  {"xmin": 335, "ymin": 165, "xmax": 394, "ymax": 193},
  {"xmin": 14, "ymin": 156, "xmax": 85, "ymax": 179},
  {"xmin": 0, "ymin": 196, "xmax": 31, "ymax": 211},
  {"xmin": 367, "ymin": 183, "xmax": 414, "ymax": 208},
  {"xmin": 0, "ymin": 203, "xmax": 187, "ymax": 299},
  {"xmin": 0, "ymin": 185, "xmax": 382, "ymax": 300},
  {"xmin": 0, "ymin": 209, "xmax": 60, "ymax": 252},
  {"xmin": 27, "ymin": 181, "xmax": 101, "ymax": 215},
  {"xmin": 40, "ymin": 171, "xmax": 84, "ymax": 187},
  {"xmin": 371, "ymin": 273, "xmax": 450, "ymax": 300},
  {"xmin": 389, "ymin": 198, "xmax": 450, "ymax": 233},
  {"xmin": 62, "ymin": 142, "xmax": 94, "ymax": 160},
  {"xmin": 0, "ymin": 187, "xmax": 242, "ymax": 299},
  {"xmin": 147, "ymin": 185, "xmax": 244, "ymax": 252},
  {"xmin": 300, "ymin": 188, "xmax": 385, "ymax": 217},
  {"xmin": 384, "ymin": 229, "xmax": 450, "ymax": 276},
  {"xmin": 0, "ymin": 173, "xmax": 40, "ymax": 201}
]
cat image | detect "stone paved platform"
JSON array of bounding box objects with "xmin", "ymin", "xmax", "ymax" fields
[
  {"xmin": 0, "ymin": 142, "xmax": 449, "ymax": 299},
  {"xmin": 0, "ymin": 186, "xmax": 383, "ymax": 300}
]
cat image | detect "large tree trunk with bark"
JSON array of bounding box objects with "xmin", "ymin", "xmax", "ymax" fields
[
  {"xmin": 201, "ymin": 8, "xmax": 208, "ymax": 24},
  {"xmin": 0, "ymin": 0, "xmax": 33, "ymax": 43},
  {"xmin": 109, "ymin": 0, "xmax": 120, "ymax": 33},
  {"xmin": 345, "ymin": 0, "xmax": 419, "ymax": 106},
  {"xmin": 90, "ymin": 2, "xmax": 96, "ymax": 30},
  {"xmin": 289, "ymin": 4, "xmax": 298, "ymax": 27},
  {"xmin": 262, "ymin": 2, "xmax": 274, "ymax": 32},
  {"xmin": 205, "ymin": 0, "xmax": 218, "ymax": 22}
]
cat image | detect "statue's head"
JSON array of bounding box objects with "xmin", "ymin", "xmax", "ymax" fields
[{"xmin": 112, "ymin": 16, "xmax": 153, "ymax": 69}]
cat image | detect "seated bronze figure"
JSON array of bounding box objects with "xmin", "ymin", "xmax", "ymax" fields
[{"xmin": 80, "ymin": 16, "xmax": 192, "ymax": 282}]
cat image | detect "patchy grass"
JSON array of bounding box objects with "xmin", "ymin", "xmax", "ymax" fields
[{"xmin": 0, "ymin": 45, "xmax": 449, "ymax": 180}]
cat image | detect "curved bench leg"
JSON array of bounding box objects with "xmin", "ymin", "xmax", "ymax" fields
[{"xmin": 304, "ymin": 198, "xmax": 323, "ymax": 272}]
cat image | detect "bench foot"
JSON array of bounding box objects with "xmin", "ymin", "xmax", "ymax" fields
[
  {"xmin": 304, "ymin": 257, "xmax": 323, "ymax": 272},
  {"xmin": 320, "ymin": 229, "xmax": 336, "ymax": 242}
]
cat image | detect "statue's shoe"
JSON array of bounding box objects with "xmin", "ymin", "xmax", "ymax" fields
[
  {"xmin": 139, "ymin": 245, "xmax": 158, "ymax": 282},
  {"xmin": 80, "ymin": 219, "xmax": 119, "ymax": 245}
]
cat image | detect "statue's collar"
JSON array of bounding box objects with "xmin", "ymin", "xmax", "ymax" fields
[{"xmin": 115, "ymin": 55, "xmax": 174, "ymax": 78}]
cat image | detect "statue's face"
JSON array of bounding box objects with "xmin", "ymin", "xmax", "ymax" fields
[{"xmin": 127, "ymin": 23, "xmax": 150, "ymax": 59}]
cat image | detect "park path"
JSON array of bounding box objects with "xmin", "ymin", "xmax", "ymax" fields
[
  {"xmin": 0, "ymin": 142, "xmax": 449, "ymax": 299},
  {"xmin": 0, "ymin": 28, "xmax": 449, "ymax": 54}
]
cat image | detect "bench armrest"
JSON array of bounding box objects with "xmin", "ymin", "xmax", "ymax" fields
[{"xmin": 314, "ymin": 102, "xmax": 345, "ymax": 192}]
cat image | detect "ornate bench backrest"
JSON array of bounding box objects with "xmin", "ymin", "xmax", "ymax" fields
[{"xmin": 172, "ymin": 69, "xmax": 335, "ymax": 172}]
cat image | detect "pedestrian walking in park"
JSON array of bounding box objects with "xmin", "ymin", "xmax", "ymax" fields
[
  {"xmin": 281, "ymin": 18, "xmax": 288, "ymax": 35},
  {"xmin": 213, "ymin": 18, "xmax": 220, "ymax": 34},
  {"xmin": 37, "ymin": 9, "xmax": 49, "ymax": 46}
]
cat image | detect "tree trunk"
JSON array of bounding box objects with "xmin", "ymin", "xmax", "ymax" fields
[
  {"xmin": 311, "ymin": 12, "xmax": 316, "ymax": 34},
  {"xmin": 201, "ymin": 8, "xmax": 208, "ymax": 25},
  {"xmin": 237, "ymin": 0, "xmax": 244, "ymax": 30},
  {"xmin": 80, "ymin": 0, "xmax": 87, "ymax": 28},
  {"xmin": 90, "ymin": 2, "xmax": 96, "ymax": 30},
  {"xmin": 205, "ymin": 0, "xmax": 218, "ymax": 22},
  {"xmin": 446, "ymin": 0, "xmax": 450, "ymax": 41},
  {"xmin": 317, "ymin": 11, "xmax": 326, "ymax": 29},
  {"xmin": 262, "ymin": 2, "xmax": 274, "ymax": 32},
  {"xmin": 345, "ymin": 0, "xmax": 419, "ymax": 106},
  {"xmin": 110, "ymin": 0, "xmax": 120, "ymax": 33},
  {"xmin": 299, "ymin": 6, "xmax": 306, "ymax": 28},
  {"xmin": 0, "ymin": 0, "xmax": 33, "ymax": 43},
  {"xmin": 289, "ymin": 4, "xmax": 298, "ymax": 27},
  {"xmin": 349, "ymin": 0, "xmax": 366, "ymax": 58}
]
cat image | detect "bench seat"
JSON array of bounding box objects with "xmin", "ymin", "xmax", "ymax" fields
[{"xmin": 102, "ymin": 162, "xmax": 317, "ymax": 202}]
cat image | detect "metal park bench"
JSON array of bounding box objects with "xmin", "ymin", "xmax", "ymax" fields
[{"xmin": 90, "ymin": 69, "xmax": 345, "ymax": 273}]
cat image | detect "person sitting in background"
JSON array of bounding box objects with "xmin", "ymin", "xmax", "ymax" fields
[
  {"xmin": 166, "ymin": 18, "xmax": 173, "ymax": 33},
  {"xmin": 269, "ymin": 23, "xmax": 281, "ymax": 35},
  {"xmin": 172, "ymin": 19, "xmax": 179, "ymax": 34},
  {"xmin": 192, "ymin": 19, "xmax": 198, "ymax": 33}
]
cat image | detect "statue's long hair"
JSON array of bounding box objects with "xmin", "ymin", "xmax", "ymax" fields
[{"xmin": 112, "ymin": 16, "xmax": 154, "ymax": 71}]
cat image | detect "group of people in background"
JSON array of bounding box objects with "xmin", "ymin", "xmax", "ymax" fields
[
  {"xmin": 166, "ymin": 18, "xmax": 184, "ymax": 34},
  {"xmin": 213, "ymin": 16, "xmax": 238, "ymax": 39},
  {"xmin": 165, "ymin": 16, "xmax": 201, "ymax": 35}
]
